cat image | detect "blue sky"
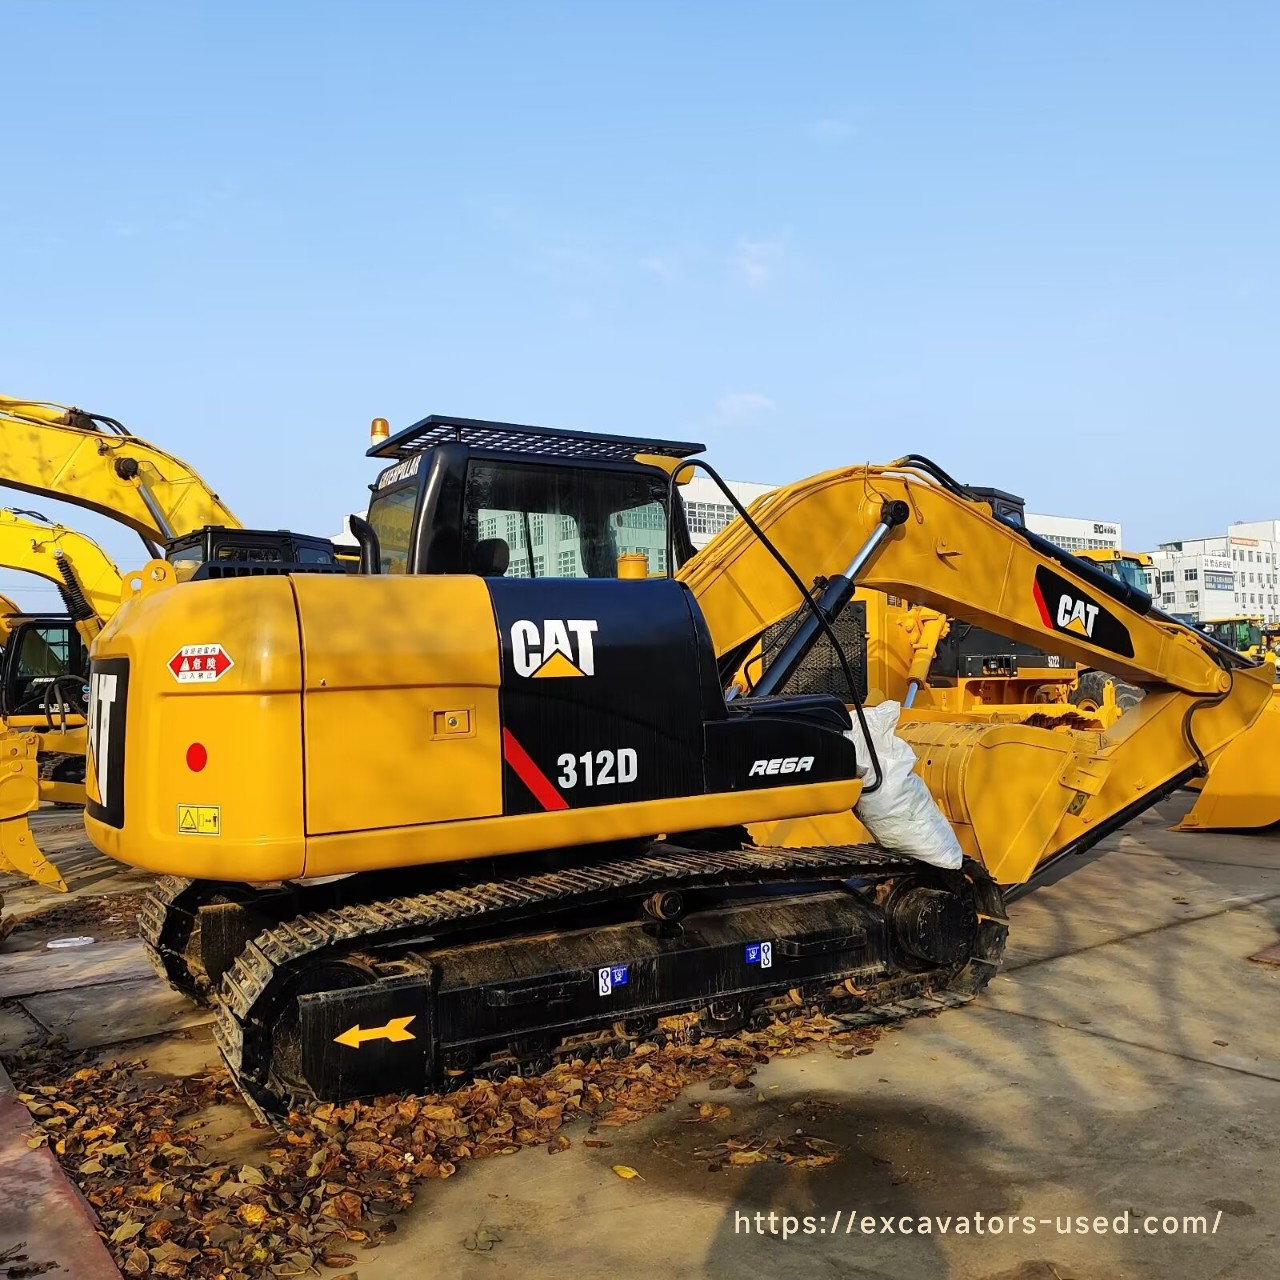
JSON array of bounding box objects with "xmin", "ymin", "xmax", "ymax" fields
[{"xmin": 3, "ymin": 1, "xmax": 1279, "ymax": 606}]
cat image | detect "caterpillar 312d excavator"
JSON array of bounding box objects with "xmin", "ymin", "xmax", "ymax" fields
[{"xmin": 84, "ymin": 418, "xmax": 1273, "ymax": 1117}]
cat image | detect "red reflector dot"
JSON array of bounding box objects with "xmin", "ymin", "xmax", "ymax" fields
[{"xmin": 186, "ymin": 743, "xmax": 208, "ymax": 772}]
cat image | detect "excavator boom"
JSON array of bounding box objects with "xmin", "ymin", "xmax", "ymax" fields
[
  {"xmin": 0, "ymin": 396, "xmax": 239, "ymax": 546},
  {"xmin": 0, "ymin": 509, "xmax": 123, "ymax": 642},
  {"xmin": 678, "ymin": 458, "xmax": 1276, "ymax": 879}
]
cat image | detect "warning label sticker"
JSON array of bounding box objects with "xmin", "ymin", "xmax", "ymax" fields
[
  {"xmin": 168, "ymin": 644, "xmax": 234, "ymax": 684},
  {"xmin": 177, "ymin": 804, "xmax": 221, "ymax": 835}
]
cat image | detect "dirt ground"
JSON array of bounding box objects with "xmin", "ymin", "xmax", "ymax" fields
[{"xmin": 1, "ymin": 799, "xmax": 1277, "ymax": 1279}]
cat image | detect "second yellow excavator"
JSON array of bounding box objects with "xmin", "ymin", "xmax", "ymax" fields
[
  {"xmin": 0, "ymin": 395, "xmax": 346, "ymax": 906},
  {"xmin": 0, "ymin": 509, "xmax": 125, "ymax": 893}
]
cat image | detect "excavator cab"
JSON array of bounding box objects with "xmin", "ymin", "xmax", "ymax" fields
[
  {"xmin": 1076, "ymin": 548, "xmax": 1154, "ymax": 595},
  {"xmin": 0, "ymin": 616, "xmax": 88, "ymax": 721},
  {"xmin": 1201, "ymin": 616, "xmax": 1265, "ymax": 654},
  {"xmin": 362, "ymin": 415, "xmax": 698, "ymax": 579}
]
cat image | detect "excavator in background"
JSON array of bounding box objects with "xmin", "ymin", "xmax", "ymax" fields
[
  {"xmin": 0, "ymin": 510, "xmax": 125, "ymax": 895},
  {"xmin": 0, "ymin": 395, "xmax": 343, "ymax": 580},
  {"xmin": 84, "ymin": 416, "xmax": 1275, "ymax": 1116},
  {"xmin": 1075, "ymin": 547, "xmax": 1154, "ymax": 592},
  {"xmin": 0, "ymin": 396, "xmax": 344, "ymax": 915},
  {"xmin": 1200, "ymin": 615, "xmax": 1270, "ymax": 658},
  {"xmin": 0, "ymin": 396, "xmax": 238, "ymax": 552}
]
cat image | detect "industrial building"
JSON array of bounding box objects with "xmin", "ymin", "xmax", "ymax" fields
[
  {"xmin": 1023, "ymin": 512, "xmax": 1123, "ymax": 554},
  {"xmin": 1145, "ymin": 521, "xmax": 1280, "ymax": 624}
]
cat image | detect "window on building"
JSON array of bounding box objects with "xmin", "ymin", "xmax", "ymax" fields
[
  {"xmin": 686, "ymin": 501, "xmax": 737, "ymax": 539},
  {"xmin": 1186, "ymin": 590, "xmax": 1199, "ymax": 606},
  {"xmin": 558, "ymin": 549, "xmax": 580, "ymax": 577},
  {"xmin": 1184, "ymin": 568, "xmax": 1198, "ymax": 581},
  {"xmin": 1162, "ymin": 593, "xmax": 1175, "ymax": 606},
  {"xmin": 1161, "ymin": 570, "xmax": 1175, "ymax": 584}
]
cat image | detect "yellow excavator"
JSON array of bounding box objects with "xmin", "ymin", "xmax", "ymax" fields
[
  {"xmin": 0, "ymin": 396, "xmax": 345, "ymax": 909},
  {"xmin": 82, "ymin": 416, "xmax": 1275, "ymax": 1117},
  {"xmin": 0, "ymin": 396, "xmax": 238, "ymax": 551},
  {"xmin": 0, "ymin": 510, "xmax": 125, "ymax": 894}
]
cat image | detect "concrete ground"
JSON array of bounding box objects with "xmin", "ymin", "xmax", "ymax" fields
[{"xmin": 1, "ymin": 798, "xmax": 1278, "ymax": 1279}]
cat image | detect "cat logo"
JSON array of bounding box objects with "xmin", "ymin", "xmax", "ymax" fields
[
  {"xmin": 510, "ymin": 619, "xmax": 598, "ymax": 678},
  {"xmin": 85, "ymin": 658, "xmax": 130, "ymax": 829},
  {"xmin": 86, "ymin": 670, "xmax": 119, "ymax": 810},
  {"xmin": 1055, "ymin": 595, "xmax": 1099, "ymax": 638},
  {"xmin": 1032, "ymin": 566, "xmax": 1135, "ymax": 658}
]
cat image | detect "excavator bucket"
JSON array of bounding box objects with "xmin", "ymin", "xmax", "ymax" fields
[{"xmin": 1177, "ymin": 685, "xmax": 1280, "ymax": 831}]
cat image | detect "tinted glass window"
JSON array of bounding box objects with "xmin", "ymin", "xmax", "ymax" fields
[
  {"xmin": 366, "ymin": 482, "xmax": 418, "ymax": 575},
  {"xmin": 463, "ymin": 461, "xmax": 672, "ymax": 578}
]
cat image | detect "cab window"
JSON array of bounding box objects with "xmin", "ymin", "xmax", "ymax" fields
[
  {"xmin": 366, "ymin": 482, "xmax": 417, "ymax": 575},
  {"xmin": 463, "ymin": 461, "xmax": 672, "ymax": 578}
]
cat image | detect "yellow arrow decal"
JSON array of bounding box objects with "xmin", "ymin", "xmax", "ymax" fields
[{"xmin": 333, "ymin": 1015, "xmax": 417, "ymax": 1049}]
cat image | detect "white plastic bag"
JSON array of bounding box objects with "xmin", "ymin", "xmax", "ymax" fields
[{"xmin": 845, "ymin": 700, "xmax": 963, "ymax": 870}]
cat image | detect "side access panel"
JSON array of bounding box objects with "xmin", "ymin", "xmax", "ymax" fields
[{"xmin": 296, "ymin": 575, "xmax": 504, "ymax": 839}]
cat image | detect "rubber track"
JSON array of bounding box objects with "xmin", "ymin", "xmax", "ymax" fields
[{"xmin": 213, "ymin": 843, "xmax": 1000, "ymax": 1111}]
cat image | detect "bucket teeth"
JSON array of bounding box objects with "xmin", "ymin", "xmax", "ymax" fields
[{"xmin": 0, "ymin": 818, "xmax": 68, "ymax": 892}]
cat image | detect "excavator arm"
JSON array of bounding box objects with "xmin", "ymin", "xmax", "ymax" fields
[
  {"xmin": 0, "ymin": 509, "xmax": 123, "ymax": 642},
  {"xmin": 0, "ymin": 396, "xmax": 239, "ymax": 547},
  {"xmin": 679, "ymin": 459, "xmax": 1275, "ymax": 883}
]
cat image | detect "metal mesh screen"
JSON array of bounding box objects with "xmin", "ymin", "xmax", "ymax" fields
[{"xmin": 757, "ymin": 600, "xmax": 868, "ymax": 701}]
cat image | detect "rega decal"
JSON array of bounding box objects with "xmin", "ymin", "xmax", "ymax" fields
[
  {"xmin": 1032, "ymin": 566, "xmax": 1135, "ymax": 658},
  {"xmin": 510, "ymin": 619, "xmax": 598, "ymax": 678},
  {"xmin": 749, "ymin": 756, "xmax": 814, "ymax": 778}
]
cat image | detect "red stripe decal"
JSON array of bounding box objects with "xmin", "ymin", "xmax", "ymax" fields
[
  {"xmin": 1032, "ymin": 580, "xmax": 1053, "ymax": 628},
  {"xmin": 502, "ymin": 728, "xmax": 570, "ymax": 811}
]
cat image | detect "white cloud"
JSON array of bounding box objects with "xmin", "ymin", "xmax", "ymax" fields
[
  {"xmin": 641, "ymin": 252, "xmax": 679, "ymax": 281},
  {"xmin": 716, "ymin": 392, "xmax": 777, "ymax": 421},
  {"xmin": 731, "ymin": 236, "xmax": 788, "ymax": 289},
  {"xmin": 809, "ymin": 117, "xmax": 855, "ymax": 140}
]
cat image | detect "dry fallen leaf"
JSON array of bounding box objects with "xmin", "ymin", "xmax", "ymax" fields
[
  {"xmin": 611, "ymin": 1164, "xmax": 644, "ymax": 1180},
  {"xmin": 10, "ymin": 995, "xmax": 869, "ymax": 1278}
]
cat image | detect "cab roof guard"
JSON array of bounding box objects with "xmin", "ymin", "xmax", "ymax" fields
[{"xmin": 369, "ymin": 414, "xmax": 705, "ymax": 464}]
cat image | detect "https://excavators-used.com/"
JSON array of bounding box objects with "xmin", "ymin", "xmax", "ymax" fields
[{"xmin": 82, "ymin": 416, "xmax": 1276, "ymax": 1118}]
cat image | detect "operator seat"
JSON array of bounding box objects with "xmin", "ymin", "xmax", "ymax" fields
[{"xmin": 471, "ymin": 538, "xmax": 510, "ymax": 576}]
